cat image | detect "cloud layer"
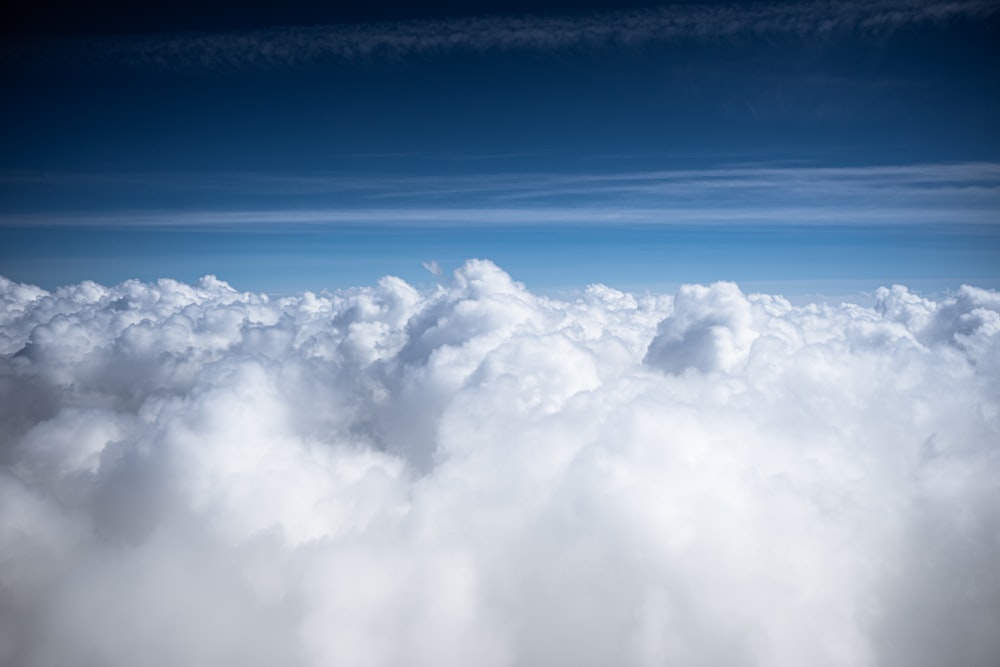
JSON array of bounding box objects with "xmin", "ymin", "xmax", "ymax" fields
[
  {"xmin": 6, "ymin": 162, "xmax": 998, "ymax": 229},
  {"xmin": 1, "ymin": 261, "xmax": 998, "ymax": 666}
]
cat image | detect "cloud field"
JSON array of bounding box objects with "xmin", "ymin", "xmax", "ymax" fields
[{"xmin": 1, "ymin": 260, "xmax": 998, "ymax": 666}]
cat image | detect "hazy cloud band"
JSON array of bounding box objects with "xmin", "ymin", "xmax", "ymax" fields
[{"xmin": 3, "ymin": 162, "xmax": 998, "ymax": 228}]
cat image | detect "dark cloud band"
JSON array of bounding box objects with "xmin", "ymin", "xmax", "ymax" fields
[{"xmin": 5, "ymin": 0, "xmax": 996, "ymax": 72}]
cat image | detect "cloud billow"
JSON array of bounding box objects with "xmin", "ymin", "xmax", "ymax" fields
[{"xmin": 1, "ymin": 260, "xmax": 998, "ymax": 666}]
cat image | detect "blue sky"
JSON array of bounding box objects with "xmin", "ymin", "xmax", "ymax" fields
[{"xmin": 1, "ymin": 0, "xmax": 998, "ymax": 294}]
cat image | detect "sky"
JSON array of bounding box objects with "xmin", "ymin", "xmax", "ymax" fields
[{"xmin": 1, "ymin": 0, "xmax": 998, "ymax": 294}]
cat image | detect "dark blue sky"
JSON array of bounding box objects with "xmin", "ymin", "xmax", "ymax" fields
[{"xmin": 2, "ymin": 0, "xmax": 998, "ymax": 294}]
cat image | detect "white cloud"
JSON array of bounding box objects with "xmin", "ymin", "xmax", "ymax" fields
[
  {"xmin": 422, "ymin": 259, "xmax": 442, "ymax": 277},
  {"xmin": 644, "ymin": 281, "xmax": 758, "ymax": 373},
  {"xmin": 1, "ymin": 263, "xmax": 998, "ymax": 666}
]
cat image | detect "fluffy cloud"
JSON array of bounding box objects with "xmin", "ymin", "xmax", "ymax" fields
[{"xmin": 1, "ymin": 261, "xmax": 997, "ymax": 666}]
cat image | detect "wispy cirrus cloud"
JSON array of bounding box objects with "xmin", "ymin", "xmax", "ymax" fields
[
  {"xmin": 4, "ymin": 0, "xmax": 996, "ymax": 72},
  {"xmin": 2, "ymin": 162, "xmax": 998, "ymax": 228}
]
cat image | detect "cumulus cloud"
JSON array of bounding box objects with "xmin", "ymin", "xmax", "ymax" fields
[{"xmin": 1, "ymin": 260, "xmax": 998, "ymax": 666}]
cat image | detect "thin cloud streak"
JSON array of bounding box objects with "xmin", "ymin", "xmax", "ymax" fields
[
  {"xmin": 4, "ymin": 0, "xmax": 996, "ymax": 72},
  {"xmin": 7, "ymin": 161, "xmax": 996, "ymax": 194},
  {"xmin": 3, "ymin": 162, "xmax": 998, "ymax": 227},
  {"xmin": 352, "ymin": 162, "xmax": 1000, "ymax": 204},
  {"xmin": 2, "ymin": 206, "xmax": 996, "ymax": 230}
]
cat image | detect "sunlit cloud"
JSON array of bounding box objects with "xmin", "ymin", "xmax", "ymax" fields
[{"xmin": 2, "ymin": 261, "xmax": 998, "ymax": 665}]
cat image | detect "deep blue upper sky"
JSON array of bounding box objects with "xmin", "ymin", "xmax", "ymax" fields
[{"xmin": 1, "ymin": 0, "xmax": 998, "ymax": 294}]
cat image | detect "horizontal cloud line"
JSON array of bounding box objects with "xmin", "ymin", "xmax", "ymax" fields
[
  {"xmin": 4, "ymin": 162, "xmax": 998, "ymax": 214},
  {"xmin": 3, "ymin": 205, "xmax": 997, "ymax": 230},
  {"xmin": 5, "ymin": 160, "xmax": 998, "ymax": 189}
]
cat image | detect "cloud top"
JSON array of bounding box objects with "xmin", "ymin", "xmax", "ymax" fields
[{"xmin": 1, "ymin": 262, "xmax": 999, "ymax": 666}]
